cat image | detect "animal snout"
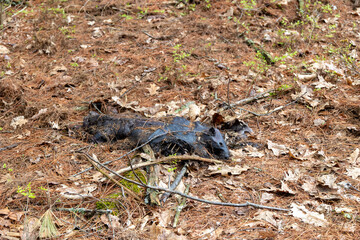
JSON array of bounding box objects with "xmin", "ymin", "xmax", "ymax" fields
[{"xmin": 222, "ymin": 150, "xmax": 230, "ymax": 160}]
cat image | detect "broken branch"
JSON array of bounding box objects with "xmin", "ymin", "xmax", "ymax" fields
[
  {"xmin": 0, "ymin": 143, "xmax": 20, "ymax": 152},
  {"xmin": 84, "ymin": 154, "xmax": 142, "ymax": 201},
  {"xmin": 72, "ymin": 130, "xmax": 221, "ymax": 177},
  {"xmin": 231, "ymin": 91, "xmax": 307, "ymax": 117},
  {"xmin": 161, "ymin": 163, "xmax": 188, "ymax": 204},
  {"xmin": 230, "ymin": 89, "xmax": 274, "ymax": 107},
  {"xmin": 83, "ymin": 153, "xmax": 289, "ymax": 211},
  {"xmin": 100, "ymin": 155, "xmax": 220, "ymax": 182}
]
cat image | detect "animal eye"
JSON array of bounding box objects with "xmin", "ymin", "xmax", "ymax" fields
[{"xmin": 219, "ymin": 142, "xmax": 223, "ymax": 146}]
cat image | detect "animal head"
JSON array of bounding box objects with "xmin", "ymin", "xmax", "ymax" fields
[{"xmin": 202, "ymin": 127, "xmax": 230, "ymax": 160}]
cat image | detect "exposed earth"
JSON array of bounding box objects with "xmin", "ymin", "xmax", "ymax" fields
[{"xmin": 1, "ymin": 0, "xmax": 360, "ymax": 239}]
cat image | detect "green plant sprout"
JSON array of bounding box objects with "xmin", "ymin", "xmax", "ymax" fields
[
  {"xmin": 243, "ymin": 52, "xmax": 269, "ymax": 74},
  {"xmin": 153, "ymin": 9, "xmax": 165, "ymax": 13},
  {"xmin": 188, "ymin": 3, "xmax": 196, "ymax": 11},
  {"xmin": 278, "ymin": 84, "xmax": 292, "ymax": 91},
  {"xmin": 240, "ymin": 0, "xmax": 256, "ymax": 15},
  {"xmin": 167, "ymin": 167, "xmax": 177, "ymax": 172},
  {"xmin": 158, "ymin": 66, "xmax": 171, "ymax": 82},
  {"xmin": 70, "ymin": 62, "xmax": 79, "ymax": 67},
  {"xmin": 321, "ymin": 4, "xmax": 332, "ymax": 14},
  {"xmin": 59, "ymin": 26, "xmax": 76, "ymax": 39},
  {"xmin": 17, "ymin": 183, "xmax": 36, "ymax": 199},
  {"xmin": 173, "ymin": 44, "xmax": 191, "ymax": 63},
  {"xmin": 121, "ymin": 14, "xmax": 133, "ymax": 20},
  {"xmin": 48, "ymin": 7, "xmax": 66, "ymax": 18},
  {"xmin": 137, "ymin": 7, "xmax": 148, "ymax": 19},
  {"xmin": 205, "ymin": 0, "xmax": 211, "ymax": 9}
]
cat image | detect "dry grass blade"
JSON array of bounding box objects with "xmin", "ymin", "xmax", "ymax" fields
[{"xmin": 39, "ymin": 209, "xmax": 58, "ymax": 239}]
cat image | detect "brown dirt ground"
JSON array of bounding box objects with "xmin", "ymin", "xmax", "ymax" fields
[{"xmin": 1, "ymin": 0, "xmax": 360, "ymax": 239}]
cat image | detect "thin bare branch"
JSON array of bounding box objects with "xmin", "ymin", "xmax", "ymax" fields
[
  {"xmin": 161, "ymin": 163, "xmax": 188, "ymax": 204},
  {"xmin": 83, "ymin": 153, "xmax": 289, "ymax": 211},
  {"xmin": 0, "ymin": 143, "xmax": 20, "ymax": 152},
  {"xmin": 100, "ymin": 155, "xmax": 220, "ymax": 182},
  {"xmin": 56, "ymin": 208, "xmax": 113, "ymax": 215},
  {"xmin": 84, "ymin": 154, "xmax": 142, "ymax": 201},
  {"xmin": 230, "ymin": 89, "xmax": 274, "ymax": 106},
  {"xmin": 232, "ymin": 91, "xmax": 307, "ymax": 117},
  {"xmin": 72, "ymin": 130, "xmax": 221, "ymax": 177}
]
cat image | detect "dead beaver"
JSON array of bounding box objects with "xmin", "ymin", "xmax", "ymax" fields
[{"xmin": 82, "ymin": 112, "xmax": 231, "ymax": 160}]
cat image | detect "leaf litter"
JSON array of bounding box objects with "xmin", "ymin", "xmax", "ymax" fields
[{"xmin": 1, "ymin": 0, "xmax": 360, "ymax": 239}]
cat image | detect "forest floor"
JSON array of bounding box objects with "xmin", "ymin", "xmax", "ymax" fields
[{"xmin": 1, "ymin": 0, "xmax": 360, "ymax": 239}]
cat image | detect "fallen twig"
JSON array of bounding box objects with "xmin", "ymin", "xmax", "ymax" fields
[
  {"xmin": 100, "ymin": 155, "xmax": 221, "ymax": 182},
  {"xmin": 230, "ymin": 89, "xmax": 274, "ymax": 107},
  {"xmin": 231, "ymin": 91, "xmax": 307, "ymax": 117},
  {"xmin": 56, "ymin": 208, "xmax": 113, "ymax": 215},
  {"xmin": 84, "ymin": 154, "xmax": 142, "ymax": 201},
  {"xmin": 239, "ymin": 32, "xmax": 273, "ymax": 65},
  {"xmin": 84, "ymin": 153, "xmax": 289, "ymax": 211},
  {"xmin": 0, "ymin": 143, "xmax": 20, "ymax": 152},
  {"xmin": 173, "ymin": 184, "xmax": 190, "ymax": 228},
  {"xmin": 72, "ymin": 130, "xmax": 221, "ymax": 177},
  {"xmin": 142, "ymin": 30, "xmax": 172, "ymax": 40},
  {"xmin": 161, "ymin": 163, "xmax": 188, "ymax": 204},
  {"xmin": 72, "ymin": 132, "xmax": 171, "ymax": 177}
]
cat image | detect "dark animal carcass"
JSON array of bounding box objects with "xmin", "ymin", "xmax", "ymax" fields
[{"xmin": 83, "ymin": 112, "xmax": 232, "ymax": 160}]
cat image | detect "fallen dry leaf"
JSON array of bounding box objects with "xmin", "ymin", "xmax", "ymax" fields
[
  {"xmin": 349, "ymin": 148, "xmax": 360, "ymax": 165},
  {"xmin": 346, "ymin": 167, "xmax": 360, "ymax": 179},
  {"xmin": 147, "ymin": 83, "xmax": 160, "ymax": 96},
  {"xmin": 311, "ymin": 75, "xmax": 335, "ymax": 89},
  {"xmin": 261, "ymin": 182, "xmax": 296, "ymax": 195},
  {"xmin": 254, "ymin": 210, "xmax": 281, "ymax": 228},
  {"xmin": 245, "ymin": 145, "xmax": 264, "ymax": 158},
  {"xmin": 0, "ymin": 208, "xmax": 10, "ymax": 215},
  {"xmin": 267, "ymin": 140, "xmax": 287, "ymax": 156},
  {"xmin": 290, "ymin": 203, "xmax": 328, "ymax": 227},
  {"xmin": 260, "ymin": 193, "xmax": 274, "ymax": 204},
  {"xmin": 317, "ymin": 174, "xmax": 337, "ymax": 189},
  {"xmin": 10, "ymin": 116, "xmax": 28, "ymax": 129},
  {"xmin": 207, "ymin": 165, "xmax": 249, "ymax": 176},
  {"xmin": 283, "ymin": 169, "xmax": 301, "ymax": 182},
  {"xmin": 56, "ymin": 183, "xmax": 97, "ymax": 199},
  {"xmin": 280, "ymin": 181, "xmax": 296, "ymax": 194},
  {"xmin": 301, "ymin": 179, "xmax": 317, "ymax": 195},
  {"xmin": 0, "ymin": 45, "xmax": 10, "ymax": 54},
  {"xmin": 188, "ymin": 103, "xmax": 200, "ymax": 121},
  {"xmin": 100, "ymin": 214, "xmax": 122, "ymax": 230},
  {"xmin": 295, "ymin": 73, "xmax": 317, "ymax": 81}
]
